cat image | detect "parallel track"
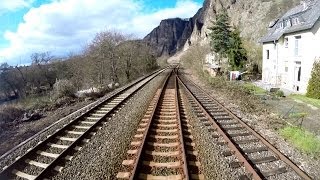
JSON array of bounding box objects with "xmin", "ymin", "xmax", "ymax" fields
[
  {"xmin": 1, "ymin": 65, "xmax": 312, "ymax": 180},
  {"xmin": 117, "ymin": 69, "xmax": 203, "ymax": 179},
  {"xmin": 177, "ymin": 72, "xmax": 312, "ymax": 180},
  {"xmin": 0, "ymin": 68, "xmax": 166, "ymax": 180}
]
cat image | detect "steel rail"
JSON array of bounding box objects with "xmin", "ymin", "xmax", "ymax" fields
[
  {"xmin": 130, "ymin": 69, "xmax": 173, "ymax": 179},
  {"xmin": 177, "ymin": 75, "xmax": 262, "ymax": 180},
  {"xmin": 177, "ymin": 71, "xmax": 312, "ymax": 180},
  {"xmin": 174, "ymin": 71, "xmax": 189, "ymax": 179},
  {"xmin": 0, "ymin": 68, "xmax": 166, "ymax": 162},
  {"xmin": 180, "ymin": 75, "xmax": 312, "ymax": 180},
  {"xmin": 130, "ymin": 69, "xmax": 189, "ymax": 179},
  {"xmin": 0, "ymin": 68, "xmax": 166, "ymax": 180}
]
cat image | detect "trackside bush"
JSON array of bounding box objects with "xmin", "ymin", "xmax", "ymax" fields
[
  {"xmin": 306, "ymin": 60, "xmax": 320, "ymax": 99},
  {"xmin": 53, "ymin": 79, "xmax": 76, "ymax": 99},
  {"xmin": 275, "ymin": 90, "xmax": 285, "ymax": 97},
  {"xmin": 0, "ymin": 105, "xmax": 24, "ymax": 123}
]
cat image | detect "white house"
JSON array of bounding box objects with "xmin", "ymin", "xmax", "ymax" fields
[
  {"xmin": 204, "ymin": 53, "xmax": 221, "ymax": 77},
  {"xmin": 260, "ymin": 0, "xmax": 320, "ymax": 94}
]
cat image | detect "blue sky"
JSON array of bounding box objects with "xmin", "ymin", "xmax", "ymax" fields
[{"xmin": 0, "ymin": 0, "xmax": 204, "ymax": 65}]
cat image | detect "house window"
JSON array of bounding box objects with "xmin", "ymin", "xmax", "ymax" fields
[
  {"xmin": 284, "ymin": 37, "xmax": 288, "ymax": 48},
  {"xmin": 285, "ymin": 67, "xmax": 288, "ymax": 72},
  {"xmin": 297, "ymin": 66, "xmax": 301, "ymax": 81},
  {"xmin": 288, "ymin": 19, "xmax": 292, "ymax": 27},
  {"xmin": 295, "ymin": 36, "xmax": 301, "ymax": 56},
  {"xmin": 280, "ymin": 22, "xmax": 283, "ymax": 28},
  {"xmin": 292, "ymin": 17, "xmax": 299, "ymax": 25},
  {"xmin": 266, "ymin": 50, "xmax": 270, "ymax": 59}
]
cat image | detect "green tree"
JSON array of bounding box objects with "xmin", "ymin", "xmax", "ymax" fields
[
  {"xmin": 208, "ymin": 10, "xmax": 231, "ymax": 58},
  {"xmin": 306, "ymin": 60, "xmax": 320, "ymax": 99},
  {"xmin": 227, "ymin": 28, "xmax": 247, "ymax": 70}
]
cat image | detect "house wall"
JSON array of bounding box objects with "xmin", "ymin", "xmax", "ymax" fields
[
  {"xmin": 262, "ymin": 19, "xmax": 320, "ymax": 94},
  {"xmin": 262, "ymin": 42, "xmax": 279, "ymax": 85}
]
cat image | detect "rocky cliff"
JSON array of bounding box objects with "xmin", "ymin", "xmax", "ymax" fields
[
  {"xmin": 144, "ymin": 0, "xmax": 301, "ymax": 57},
  {"xmin": 143, "ymin": 18, "xmax": 190, "ymax": 57}
]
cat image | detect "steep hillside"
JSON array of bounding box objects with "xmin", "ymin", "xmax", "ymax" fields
[
  {"xmin": 144, "ymin": 0, "xmax": 301, "ymax": 57},
  {"xmin": 143, "ymin": 18, "xmax": 190, "ymax": 57}
]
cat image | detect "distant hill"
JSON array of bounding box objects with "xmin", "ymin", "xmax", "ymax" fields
[{"xmin": 143, "ymin": 0, "xmax": 301, "ymax": 57}]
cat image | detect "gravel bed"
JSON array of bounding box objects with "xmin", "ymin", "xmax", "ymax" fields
[
  {"xmin": 180, "ymin": 89, "xmax": 241, "ymax": 180},
  {"xmin": 19, "ymin": 164, "xmax": 43, "ymax": 176},
  {"xmin": 150, "ymin": 156, "xmax": 179, "ymax": 163},
  {"xmin": 232, "ymin": 135, "xmax": 256, "ymax": 141},
  {"xmin": 40, "ymin": 146, "xmax": 64, "ymax": 155},
  {"xmin": 53, "ymin": 139, "xmax": 73, "ymax": 146},
  {"xmin": 50, "ymin": 70, "xmax": 169, "ymax": 179},
  {"xmin": 182, "ymin": 68, "xmax": 320, "ymax": 179},
  {"xmin": 147, "ymin": 167, "xmax": 180, "ymax": 176},
  {"xmin": 0, "ymin": 70, "xmax": 164, "ymax": 173},
  {"xmin": 256, "ymin": 160, "xmax": 300, "ymax": 179},
  {"xmin": 0, "ymin": 76, "xmax": 152, "ymax": 171},
  {"xmin": 145, "ymin": 145, "xmax": 176, "ymax": 152},
  {"xmin": 33, "ymin": 155, "xmax": 55, "ymax": 164},
  {"xmin": 256, "ymin": 160, "xmax": 287, "ymax": 171},
  {"xmin": 268, "ymin": 170, "xmax": 301, "ymax": 180}
]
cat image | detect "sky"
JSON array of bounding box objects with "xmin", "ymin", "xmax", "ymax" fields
[{"xmin": 0, "ymin": 0, "xmax": 204, "ymax": 65}]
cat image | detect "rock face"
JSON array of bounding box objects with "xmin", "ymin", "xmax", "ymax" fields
[
  {"xmin": 144, "ymin": 0, "xmax": 301, "ymax": 57},
  {"xmin": 143, "ymin": 18, "xmax": 190, "ymax": 56}
]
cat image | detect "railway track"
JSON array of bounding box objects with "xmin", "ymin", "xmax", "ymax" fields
[
  {"xmin": 0, "ymin": 68, "xmax": 166, "ymax": 180},
  {"xmin": 117, "ymin": 69, "xmax": 204, "ymax": 179},
  {"xmin": 177, "ymin": 72, "xmax": 312, "ymax": 180}
]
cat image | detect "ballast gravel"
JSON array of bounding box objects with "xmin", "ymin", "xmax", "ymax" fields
[
  {"xmin": 51, "ymin": 70, "xmax": 169, "ymax": 180},
  {"xmin": 182, "ymin": 68, "xmax": 320, "ymax": 179},
  {"xmin": 179, "ymin": 89, "xmax": 240, "ymax": 180},
  {"xmin": 0, "ymin": 70, "xmax": 166, "ymax": 178}
]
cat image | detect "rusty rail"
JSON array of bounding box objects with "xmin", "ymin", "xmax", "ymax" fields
[
  {"xmin": 117, "ymin": 68, "xmax": 199, "ymax": 179},
  {"xmin": 0, "ymin": 68, "xmax": 166, "ymax": 180},
  {"xmin": 177, "ymin": 72, "xmax": 312, "ymax": 180}
]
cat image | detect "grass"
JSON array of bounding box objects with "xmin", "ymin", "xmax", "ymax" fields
[
  {"xmin": 280, "ymin": 126, "xmax": 320, "ymax": 157},
  {"xmin": 288, "ymin": 112, "xmax": 308, "ymax": 119},
  {"xmin": 242, "ymin": 83, "xmax": 267, "ymax": 95},
  {"xmin": 19, "ymin": 95, "xmax": 52, "ymax": 110},
  {"xmin": 290, "ymin": 94, "xmax": 320, "ymax": 108}
]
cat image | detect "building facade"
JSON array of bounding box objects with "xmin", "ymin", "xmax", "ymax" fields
[{"xmin": 260, "ymin": 0, "xmax": 320, "ymax": 94}]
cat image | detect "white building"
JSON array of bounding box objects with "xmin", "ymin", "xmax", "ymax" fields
[
  {"xmin": 260, "ymin": 0, "xmax": 320, "ymax": 94},
  {"xmin": 204, "ymin": 53, "xmax": 221, "ymax": 77}
]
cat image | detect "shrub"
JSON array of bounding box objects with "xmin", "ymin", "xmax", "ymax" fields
[
  {"xmin": 306, "ymin": 60, "xmax": 320, "ymax": 99},
  {"xmin": 275, "ymin": 90, "xmax": 285, "ymax": 97},
  {"xmin": 0, "ymin": 105, "xmax": 25, "ymax": 123},
  {"xmin": 53, "ymin": 79, "xmax": 76, "ymax": 99}
]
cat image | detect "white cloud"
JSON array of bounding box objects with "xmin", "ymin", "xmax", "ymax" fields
[
  {"xmin": 0, "ymin": 0, "xmax": 201, "ymax": 65},
  {"xmin": 0, "ymin": 0, "xmax": 35, "ymax": 13}
]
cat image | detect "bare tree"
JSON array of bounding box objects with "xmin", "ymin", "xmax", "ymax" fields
[
  {"xmin": 30, "ymin": 52, "xmax": 56, "ymax": 88},
  {"xmin": 85, "ymin": 30, "xmax": 127, "ymax": 85}
]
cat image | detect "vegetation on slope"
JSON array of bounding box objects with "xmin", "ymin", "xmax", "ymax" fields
[
  {"xmin": 209, "ymin": 10, "xmax": 247, "ymax": 71},
  {"xmin": 280, "ymin": 126, "xmax": 320, "ymax": 157},
  {"xmin": 0, "ymin": 30, "xmax": 158, "ymax": 123},
  {"xmin": 306, "ymin": 60, "xmax": 320, "ymax": 99}
]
